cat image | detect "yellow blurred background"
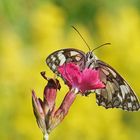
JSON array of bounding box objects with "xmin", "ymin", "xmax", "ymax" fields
[{"xmin": 1, "ymin": 0, "xmax": 140, "ymax": 140}]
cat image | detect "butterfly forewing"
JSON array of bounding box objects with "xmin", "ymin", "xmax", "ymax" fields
[
  {"xmin": 95, "ymin": 60, "xmax": 140, "ymax": 111},
  {"xmin": 46, "ymin": 48, "xmax": 86, "ymax": 75}
]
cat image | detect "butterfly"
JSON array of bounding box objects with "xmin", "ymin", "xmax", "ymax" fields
[{"xmin": 46, "ymin": 27, "xmax": 140, "ymax": 111}]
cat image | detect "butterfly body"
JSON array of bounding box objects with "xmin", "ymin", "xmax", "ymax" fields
[{"xmin": 46, "ymin": 48, "xmax": 140, "ymax": 111}]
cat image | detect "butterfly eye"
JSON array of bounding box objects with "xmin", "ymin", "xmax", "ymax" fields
[
  {"xmin": 88, "ymin": 53, "xmax": 93, "ymax": 59},
  {"xmin": 89, "ymin": 54, "xmax": 93, "ymax": 59},
  {"xmin": 86, "ymin": 52, "xmax": 93, "ymax": 60}
]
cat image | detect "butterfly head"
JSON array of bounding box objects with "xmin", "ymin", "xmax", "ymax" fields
[{"xmin": 86, "ymin": 51, "xmax": 97, "ymax": 61}]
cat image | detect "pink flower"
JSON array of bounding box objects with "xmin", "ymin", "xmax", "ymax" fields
[
  {"xmin": 32, "ymin": 63, "xmax": 105, "ymax": 138},
  {"xmin": 32, "ymin": 72, "xmax": 76, "ymax": 135},
  {"xmin": 58, "ymin": 62, "xmax": 105, "ymax": 94}
]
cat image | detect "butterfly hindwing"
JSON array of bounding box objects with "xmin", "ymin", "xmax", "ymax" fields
[
  {"xmin": 95, "ymin": 60, "xmax": 140, "ymax": 111},
  {"xmin": 46, "ymin": 48, "xmax": 86, "ymax": 75}
]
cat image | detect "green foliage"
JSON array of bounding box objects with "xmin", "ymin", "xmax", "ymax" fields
[{"xmin": 0, "ymin": 1, "xmax": 140, "ymax": 140}]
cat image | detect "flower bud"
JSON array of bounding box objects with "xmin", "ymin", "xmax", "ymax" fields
[
  {"xmin": 44, "ymin": 79, "xmax": 60, "ymax": 112},
  {"xmin": 32, "ymin": 90, "xmax": 47, "ymax": 134},
  {"xmin": 32, "ymin": 72, "xmax": 77, "ymax": 135},
  {"xmin": 47, "ymin": 90, "xmax": 77, "ymax": 132}
]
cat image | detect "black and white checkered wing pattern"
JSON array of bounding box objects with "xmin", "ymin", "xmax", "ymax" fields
[
  {"xmin": 46, "ymin": 48, "xmax": 86, "ymax": 75},
  {"xmin": 95, "ymin": 60, "xmax": 140, "ymax": 111}
]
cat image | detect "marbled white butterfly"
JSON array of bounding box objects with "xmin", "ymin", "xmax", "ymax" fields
[{"xmin": 46, "ymin": 26, "xmax": 140, "ymax": 111}]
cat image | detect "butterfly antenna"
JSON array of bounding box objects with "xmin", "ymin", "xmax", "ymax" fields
[
  {"xmin": 92, "ymin": 43, "xmax": 111, "ymax": 52},
  {"xmin": 72, "ymin": 26, "xmax": 91, "ymax": 51}
]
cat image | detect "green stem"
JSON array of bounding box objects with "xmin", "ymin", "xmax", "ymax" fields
[{"xmin": 43, "ymin": 133, "xmax": 49, "ymax": 140}]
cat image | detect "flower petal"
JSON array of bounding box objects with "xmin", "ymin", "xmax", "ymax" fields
[
  {"xmin": 80, "ymin": 68, "xmax": 105, "ymax": 93},
  {"xmin": 58, "ymin": 63, "xmax": 82, "ymax": 88}
]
